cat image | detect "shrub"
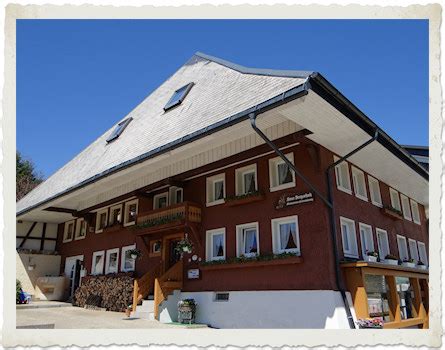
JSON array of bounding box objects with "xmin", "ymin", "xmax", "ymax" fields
[{"xmin": 16, "ymin": 279, "xmax": 22, "ymax": 303}]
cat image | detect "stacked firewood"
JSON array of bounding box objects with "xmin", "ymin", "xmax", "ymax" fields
[{"xmin": 73, "ymin": 273, "xmax": 134, "ymax": 312}]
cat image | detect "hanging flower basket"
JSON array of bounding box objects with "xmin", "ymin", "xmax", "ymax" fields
[
  {"xmin": 175, "ymin": 238, "xmax": 194, "ymax": 255},
  {"xmin": 128, "ymin": 248, "xmax": 142, "ymax": 260}
]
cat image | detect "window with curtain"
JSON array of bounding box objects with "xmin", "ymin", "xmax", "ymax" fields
[
  {"xmin": 390, "ymin": 188, "xmax": 401, "ymax": 211},
  {"xmin": 352, "ymin": 167, "xmax": 368, "ymax": 200},
  {"xmin": 376, "ymin": 228, "xmax": 390, "ymax": 259},
  {"xmin": 408, "ymin": 239, "xmax": 419, "ymax": 262},
  {"xmin": 397, "ymin": 235, "xmax": 409, "ymax": 261},
  {"xmin": 368, "ymin": 175, "xmax": 382, "ymax": 206},
  {"xmin": 236, "ymin": 223, "xmax": 259, "ymax": 257},
  {"xmin": 272, "ymin": 216, "xmax": 300, "ymax": 254},
  {"xmin": 206, "ymin": 228, "xmax": 226, "ymax": 261},
  {"xmin": 340, "ymin": 217, "xmax": 358, "ymax": 258},
  {"xmin": 417, "ymin": 242, "xmax": 428, "ymax": 265},
  {"xmin": 92, "ymin": 251, "xmax": 105, "ymax": 275},
  {"xmin": 206, "ymin": 173, "xmax": 225, "ymax": 205},
  {"xmin": 334, "ymin": 156, "xmax": 352, "ymax": 193},
  {"xmin": 410, "ymin": 200, "xmax": 421, "ymax": 224},
  {"xmin": 400, "ymin": 194, "xmax": 412, "ymax": 221},
  {"xmin": 269, "ymin": 153, "xmax": 296, "ymax": 191},
  {"xmin": 235, "ymin": 164, "xmax": 257, "ymax": 196},
  {"xmin": 121, "ymin": 245, "xmax": 136, "ymax": 272},
  {"xmin": 359, "ymin": 223, "xmax": 375, "ymax": 257}
]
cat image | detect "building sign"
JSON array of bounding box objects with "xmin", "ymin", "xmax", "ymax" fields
[
  {"xmin": 276, "ymin": 192, "xmax": 314, "ymax": 209},
  {"xmin": 187, "ymin": 268, "xmax": 200, "ymax": 279}
]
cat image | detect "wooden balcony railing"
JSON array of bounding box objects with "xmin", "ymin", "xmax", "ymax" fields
[
  {"xmin": 154, "ymin": 260, "xmax": 183, "ymax": 320},
  {"xmin": 135, "ymin": 201, "xmax": 201, "ymax": 233}
]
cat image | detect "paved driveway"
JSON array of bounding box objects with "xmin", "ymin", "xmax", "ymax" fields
[{"xmin": 16, "ymin": 302, "xmax": 204, "ymax": 329}]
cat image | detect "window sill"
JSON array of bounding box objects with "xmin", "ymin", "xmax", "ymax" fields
[
  {"xmin": 62, "ymin": 239, "xmax": 73, "ymax": 243},
  {"xmin": 74, "ymin": 235, "xmax": 86, "ymax": 241},
  {"xmin": 200, "ymin": 256, "xmax": 303, "ymax": 270},
  {"xmin": 337, "ymin": 186, "xmax": 352, "ymax": 195},
  {"xmin": 123, "ymin": 221, "xmax": 136, "ymax": 227},
  {"xmin": 355, "ymin": 194, "xmax": 369, "ymax": 202},
  {"xmin": 371, "ymin": 201, "xmax": 383, "ymax": 208},
  {"xmin": 206, "ymin": 199, "xmax": 225, "ymax": 207},
  {"xmin": 269, "ymin": 182, "xmax": 296, "ymax": 193},
  {"xmin": 381, "ymin": 208, "xmax": 404, "ymax": 220}
]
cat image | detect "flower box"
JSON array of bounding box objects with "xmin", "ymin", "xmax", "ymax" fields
[
  {"xmin": 402, "ymin": 262, "xmax": 416, "ymax": 268},
  {"xmin": 225, "ymin": 193, "xmax": 265, "ymax": 207},
  {"xmin": 417, "ymin": 265, "xmax": 428, "ymax": 270},
  {"xmin": 364, "ymin": 255, "xmax": 378, "ymax": 263},
  {"xmin": 383, "ymin": 259, "xmax": 399, "ymax": 266},
  {"xmin": 201, "ymin": 256, "xmax": 303, "ymax": 270}
]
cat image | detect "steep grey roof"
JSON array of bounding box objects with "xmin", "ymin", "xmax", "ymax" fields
[{"xmin": 17, "ymin": 52, "xmax": 308, "ymax": 215}]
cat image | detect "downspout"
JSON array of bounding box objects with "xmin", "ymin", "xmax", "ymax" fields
[{"xmin": 250, "ymin": 109, "xmax": 379, "ymax": 329}]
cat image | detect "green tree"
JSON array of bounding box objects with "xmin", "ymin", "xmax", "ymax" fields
[{"xmin": 16, "ymin": 152, "xmax": 43, "ymax": 201}]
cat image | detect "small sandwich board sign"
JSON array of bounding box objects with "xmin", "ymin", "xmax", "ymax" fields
[{"xmin": 276, "ymin": 192, "xmax": 314, "ymax": 209}]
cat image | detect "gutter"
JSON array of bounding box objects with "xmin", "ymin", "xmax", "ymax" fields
[{"xmin": 17, "ymin": 73, "xmax": 428, "ymax": 217}]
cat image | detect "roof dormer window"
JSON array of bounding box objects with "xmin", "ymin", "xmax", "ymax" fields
[
  {"xmin": 164, "ymin": 82, "xmax": 194, "ymax": 111},
  {"xmin": 106, "ymin": 117, "xmax": 132, "ymax": 143}
]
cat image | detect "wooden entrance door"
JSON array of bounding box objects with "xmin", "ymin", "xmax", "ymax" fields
[{"xmin": 162, "ymin": 233, "xmax": 184, "ymax": 272}]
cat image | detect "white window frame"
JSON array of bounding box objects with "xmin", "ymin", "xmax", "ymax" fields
[
  {"xmin": 91, "ymin": 250, "xmax": 105, "ymax": 275},
  {"xmin": 236, "ymin": 222, "xmax": 260, "ymax": 257},
  {"xmin": 123, "ymin": 199, "xmax": 139, "ymax": 227},
  {"xmin": 95, "ymin": 208, "xmax": 108, "ymax": 233},
  {"xmin": 417, "ymin": 241, "xmax": 428, "ymax": 265},
  {"xmin": 169, "ymin": 186, "xmax": 183, "ymax": 205},
  {"xmin": 376, "ymin": 228, "xmax": 390, "ymax": 260},
  {"xmin": 121, "ymin": 244, "xmax": 136, "ymax": 272},
  {"xmin": 389, "ymin": 188, "xmax": 401, "ymax": 212},
  {"xmin": 74, "ymin": 218, "xmax": 87, "ymax": 240},
  {"xmin": 339, "ymin": 217, "xmax": 358, "ymax": 258},
  {"xmin": 271, "ymin": 215, "xmax": 301, "ymax": 255},
  {"xmin": 408, "ymin": 238, "xmax": 419, "ymax": 263},
  {"xmin": 152, "ymin": 240, "xmax": 161, "ymax": 253},
  {"xmin": 268, "ymin": 153, "xmax": 296, "ymax": 192},
  {"xmin": 367, "ymin": 175, "xmax": 382, "ymax": 207},
  {"xmin": 206, "ymin": 173, "xmax": 226, "ymax": 207},
  {"xmin": 410, "ymin": 200, "xmax": 421, "ymax": 225},
  {"xmin": 235, "ymin": 164, "xmax": 258, "ymax": 196},
  {"xmin": 333, "ymin": 156, "xmax": 352, "ymax": 194},
  {"xmin": 153, "ymin": 192, "xmax": 169, "ymax": 209},
  {"xmin": 63, "ymin": 220, "xmax": 75, "ymax": 243},
  {"xmin": 105, "ymin": 248, "xmax": 120, "ymax": 274},
  {"xmin": 351, "ymin": 166, "xmax": 368, "ymax": 201},
  {"xmin": 400, "ymin": 194, "xmax": 412, "ymax": 221},
  {"xmin": 359, "ymin": 222, "xmax": 375, "ymax": 258},
  {"xmin": 396, "ymin": 235, "xmax": 409, "ymax": 261},
  {"xmin": 109, "ymin": 203, "xmax": 123, "ymax": 226},
  {"xmin": 205, "ymin": 228, "xmax": 226, "ymax": 261}
]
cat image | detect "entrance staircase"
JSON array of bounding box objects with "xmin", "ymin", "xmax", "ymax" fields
[{"xmin": 131, "ymin": 260, "xmax": 183, "ymax": 321}]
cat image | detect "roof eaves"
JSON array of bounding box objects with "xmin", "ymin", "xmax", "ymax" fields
[{"xmin": 194, "ymin": 52, "xmax": 313, "ymax": 79}]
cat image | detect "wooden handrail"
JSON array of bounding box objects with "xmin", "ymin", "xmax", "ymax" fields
[
  {"xmin": 132, "ymin": 260, "xmax": 163, "ymax": 312},
  {"xmin": 154, "ymin": 260, "xmax": 183, "ymax": 320}
]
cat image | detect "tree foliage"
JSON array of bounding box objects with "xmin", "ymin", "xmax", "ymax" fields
[{"xmin": 16, "ymin": 152, "xmax": 43, "ymax": 201}]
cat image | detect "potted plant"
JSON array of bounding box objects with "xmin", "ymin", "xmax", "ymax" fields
[
  {"xmin": 364, "ymin": 251, "xmax": 378, "ymax": 263},
  {"xmin": 128, "ymin": 248, "xmax": 142, "ymax": 260},
  {"xmin": 383, "ymin": 254, "xmax": 399, "ymax": 266},
  {"xmin": 175, "ymin": 238, "xmax": 194, "ymax": 255},
  {"xmin": 177, "ymin": 298, "xmax": 197, "ymax": 324},
  {"xmin": 356, "ymin": 318, "xmax": 383, "ymax": 329},
  {"xmin": 417, "ymin": 260, "xmax": 428, "ymax": 270},
  {"xmin": 402, "ymin": 258, "xmax": 416, "ymax": 268}
]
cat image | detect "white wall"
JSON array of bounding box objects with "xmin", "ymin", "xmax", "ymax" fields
[
  {"xmin": 16, "ymin": 252, "xmax": 62, "ymax": 298},
  {"xmin": 170, "ymin": 290, "xmax": 356, "ymax": 329}
]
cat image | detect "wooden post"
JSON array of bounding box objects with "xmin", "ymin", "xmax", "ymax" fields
[
  {"xmin": 385, "ymin": 275, "xmax": 401, "ymax": 323},
  {"xmin": 132, "ymin": 279, "xmax": 139, "ymax": 312},
  {"xmin": 343, "ymin": 267, "xmax": 369, "ymax": 318}
]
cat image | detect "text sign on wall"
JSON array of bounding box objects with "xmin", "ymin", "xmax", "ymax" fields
[
  {"xmin": 187, "ymin": 269, "xmax": 200, "ymax": 279},
  {"xmin": 276, "ymin": 192, "xmax": 314, "ymax": 209}
]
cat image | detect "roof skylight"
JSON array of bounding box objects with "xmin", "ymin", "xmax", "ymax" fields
[
  {"xmin": 164, "ymin": 82, "xmax": 194, "ymax": 111},
  {"xmin": 106, "ymin": 117, "xmax": 132, "ymax": 143}
]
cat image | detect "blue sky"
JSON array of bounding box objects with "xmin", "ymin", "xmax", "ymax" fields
[{"xmin": 17, "ymin": 20, "xmax": 428, "ymax": 178}]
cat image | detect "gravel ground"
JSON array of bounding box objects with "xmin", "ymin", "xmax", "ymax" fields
[{"xmin": 16, "ymin": 302, "xmax": 203, "ymax": 329}]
